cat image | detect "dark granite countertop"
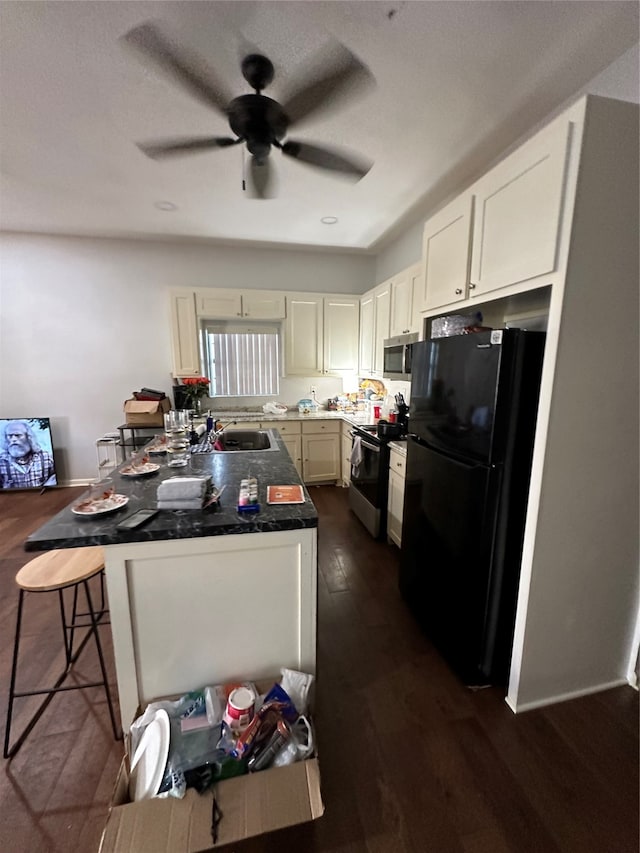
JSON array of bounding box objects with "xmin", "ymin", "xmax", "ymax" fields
[{"xmin": 25, "ymin": 430, "xmax": 318, "ymax": 552}]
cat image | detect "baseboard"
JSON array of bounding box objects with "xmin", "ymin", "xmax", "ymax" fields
[{"xmin": 505, "ymin": 677, "xmax": 629, "ymax": 713}]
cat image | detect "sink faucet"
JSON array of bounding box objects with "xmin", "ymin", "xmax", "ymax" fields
[{"xmin": 208, "ymin": 419, "xmax": 237, "ymax": 446}]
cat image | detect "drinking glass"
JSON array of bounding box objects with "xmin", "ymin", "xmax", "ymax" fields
[{"xmin": 164, "ymin": 410, "xmax": 191, "ymax": 468}]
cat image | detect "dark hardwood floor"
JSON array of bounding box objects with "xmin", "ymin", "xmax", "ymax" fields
[{"xmin": 1, "ymin": 486, "xmax": 637, "ymax": 852}]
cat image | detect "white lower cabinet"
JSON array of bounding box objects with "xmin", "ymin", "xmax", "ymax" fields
[
  {"xmin": 341, "ymin": 421, "xmax": 354, "ymax": 486},
  {"xmin": 387, "ymin": 446, "xmax": 407, "ymax": 548},
  {"xmin": 281, "ymin": 434, "xmax": 303, "ymax": 478},
  {"xmin": 301, "ymin": 421, "xmax": 340, "ymax": 483}
]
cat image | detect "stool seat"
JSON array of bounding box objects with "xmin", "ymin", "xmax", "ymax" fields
[
  {"xmin": 4, "ymin": 546, "xmax": 120, "ymax": 759},
  {"xmin": 16, "ymin": 547, "xmax": 105, "ymax": 592}
]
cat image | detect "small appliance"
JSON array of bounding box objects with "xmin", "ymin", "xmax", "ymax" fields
[{"xmin": 383, "ymin": 333, "xmax": 419, "ymax": 380}]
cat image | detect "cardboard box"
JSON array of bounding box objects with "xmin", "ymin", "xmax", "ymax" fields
[
  {"xmin": 100, "ymin": 755, "xmax": 322, "ymax": 852},
  {"xmin": 99, "ymin": 684, "xmax": 323, "ymax": 852},
  {"xmin": 123, "ymin": 398, "xmax": 171, "ymax": 426}
]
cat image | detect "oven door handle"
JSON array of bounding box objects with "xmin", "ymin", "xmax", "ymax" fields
[{"xmin": 353, "ymin": 435, "xmax": 381, "ymax": 453}]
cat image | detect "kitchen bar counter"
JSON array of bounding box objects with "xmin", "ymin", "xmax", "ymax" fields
[
  {"xmin": 25, "ymin": 430, "xmax": 318, "ymax": 729},
  {"xmin": 25, "ymin": 429, "xmax": 317, "ymax": 552}
]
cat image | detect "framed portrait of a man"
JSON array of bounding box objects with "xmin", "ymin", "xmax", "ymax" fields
[{"xmin": 0, "ymin": 418, "xmax": 58, "ymax": 490}]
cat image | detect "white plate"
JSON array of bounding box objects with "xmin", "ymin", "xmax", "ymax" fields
[
  {"xmin": 120, "ymin": 462, "xmax": 161, "ymax": 477},
  {"xmin": 129, "ymin": 709, "xmax": 171, "ymax": 802},
  {"xmin": 72, "ymin": 494, "xmax": 129, "ymax": 516},
  {"xmin": 147, "ymin": 445, "xmax": 167, "ymax": 455}
]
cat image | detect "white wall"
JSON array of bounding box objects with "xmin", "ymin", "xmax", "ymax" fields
[
  {"xmin": 0, "ymin": 234, "xmax": 375, "ymax": 482},
  {"xmin": 373, "ymin": 42, "xmax": 640, "ymax": 283}
]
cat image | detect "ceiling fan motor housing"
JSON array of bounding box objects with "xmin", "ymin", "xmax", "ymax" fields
[
  {"xmin": 227, "ymin": 94, "xmax": 289, "ymax": 161},
  {"xmin": 241, "ymin": 54, "xmax": 275, "ymax": 92}
]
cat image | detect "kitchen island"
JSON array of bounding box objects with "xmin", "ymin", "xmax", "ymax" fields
[{"xmin": 25, "ymin": 430, "xmax": 318, "ymax": 729}]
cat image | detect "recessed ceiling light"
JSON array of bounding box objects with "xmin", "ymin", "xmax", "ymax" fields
[
  {"xmin": 154, "ymin": 201, "xmax": 178, "ymax": 211},
  {"xmin": 321, "ymin": 216, "xmax": 338, "ymax": 225}
]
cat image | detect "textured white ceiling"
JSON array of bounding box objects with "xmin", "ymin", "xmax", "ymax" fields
[{"xmin": 1, "ymin": 1, "xmax": 638, "ymax": 251}]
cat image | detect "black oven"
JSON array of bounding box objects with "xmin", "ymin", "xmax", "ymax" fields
[{"xmin": 348, "ymin": 425, "xmax": 392, "ymax": 539}]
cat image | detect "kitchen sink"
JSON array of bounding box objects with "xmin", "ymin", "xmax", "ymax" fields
[
  {"xmin": 191, "ymin": 428, "xmax": 278, "ymax": 453},
  {"xmin": 219, "ymin": 429, "xmax": 272, "ymax": 451}
]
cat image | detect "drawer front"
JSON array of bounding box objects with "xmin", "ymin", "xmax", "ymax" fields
[
  {"xmin": 389, "ymin": 449, "xmax": 407, "ymax": 478},
  {"xmin": 225, "ymin": 421, "xmax": 262, "ymax": 431},
  {"xmin": 301, "ymin": 420, "xmax": 341, "ymax": 435},
  {"xmin": 267, "ymin": 420, "xmax": 302, "ymax": 435},
  {"xmin": 341, "ymin": 420, "xmax": 356, "ymax": 438}
]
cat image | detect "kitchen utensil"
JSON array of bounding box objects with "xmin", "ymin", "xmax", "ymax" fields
[{"xmin": 377, "ymin": 420, "xmax": 403, "ymax": 439}]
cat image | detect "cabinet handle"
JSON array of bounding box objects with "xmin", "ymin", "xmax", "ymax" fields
[
  {"xmin": 237, "ymin": 312, "xmax": 242, "ymax": 316},
  {"xmin": 455, "ymin": 288, "xmax": 463, "ymax": 295},
  {"xmin": 396, "ymin": 462, "xmax": 402, "ymax": 467},
  {"xmin": 469, "ymin": 284, "xmax": 476, "ymax": 290}
]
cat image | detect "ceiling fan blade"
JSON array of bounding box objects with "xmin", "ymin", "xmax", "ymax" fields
[
  {"xmin": 122, "ymin": 22, "xmax": 232, "ymax": 116},
  {"xmin": 281, "ymin": 140, "xmax": 372, "ymax": 179},
  {"xmin": 137, "ymin": 136, "xmax": 241, "ymax": 160},
  {"xmin": 281, "ymin": 42, "xmax": 374, "ymax": 127},
  {"xmin": 247, "ymin": 156, "xmax": 275, "ymax": 199}
]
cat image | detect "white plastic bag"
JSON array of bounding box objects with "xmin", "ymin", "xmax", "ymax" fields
[
  {"xmin": 262, "ymin": 402, "xmax": 288, "ymax": 414},
  {"xmin": 280, "ymin": 667, "xmax": 314, "ymax": 715}
]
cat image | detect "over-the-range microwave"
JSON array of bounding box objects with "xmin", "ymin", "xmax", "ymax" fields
[{"xmin": 383, "ymin": 332, "xmax": 419, "ymax": 381}]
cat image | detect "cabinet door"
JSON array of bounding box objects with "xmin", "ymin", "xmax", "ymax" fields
[
  {"xmin": 302, "ymin": 434, "xmax": 340, "ymax": 483},
  {"xmin": 281, "ymin": 435, "xmax": 303, "ymax": 478},
  {"xmin": 373, "ymin": 282, "xmax": 391, "ymax": 375},
  {"xmin": 170, "ymin": 290, "xmax": 200, "ymax": 376},
  {"xmin": 387, "ymin": 468, "xmax": 405, "ymax": 547},
  {"xmin": 421, "ymin": 194, "xmax": 474, "ymax": 311},
  {"xmin": 359, "ymin": 293, "xmax": 375, "ymax": 375},
  {"xmin": 242, "ymin": 291, "xmax": 286, "ymax": 319},
  {"xmin": 389, "ymin": 270, "xmax": 413, "ymax": 336},
  {"xmin": 470, "ymin": 120, "xmax": 570, "ymax": 295},
  {"xmin": 341, "ymin": 432, "xmax": 353, "ymax": 486},
  {"xmin": 285, "ymin": 296, "xmax": 323, "ymax": 376},
  {"xmin": 196, "ymin": 290, "xmax": 242, "ymax": 318},
  {"xmin": 323, "ymin": 297, "xmax": 359, "ymax": 374},
  {"xmin": 409, "ymin": 264, "xmax": 426, "ymax": 338}
]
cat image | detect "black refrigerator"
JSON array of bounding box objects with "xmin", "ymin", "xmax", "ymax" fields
[{"xmin": 399, "ymin": 329, "xmax": 545, "ymax": 685}]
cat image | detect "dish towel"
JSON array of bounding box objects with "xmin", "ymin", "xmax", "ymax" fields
[
  {"xmin": 157, "ymin": 476, "xmax": 210, "ymax": 502},
  {"xmin": 350, "ymin": 435, "xmax": 364, "ymax": 477}
]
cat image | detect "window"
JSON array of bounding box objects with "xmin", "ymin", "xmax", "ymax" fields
[{"xmin": 200, "ymin": 321, "xmax": 280, "ymax": 396}]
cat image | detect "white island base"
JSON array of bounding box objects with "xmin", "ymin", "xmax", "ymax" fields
[{"xmin": 104, "ymin": 528, "xmax": 317, "ymax": 729}]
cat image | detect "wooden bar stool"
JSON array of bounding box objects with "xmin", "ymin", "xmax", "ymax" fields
[{"xmin": 4, "ymin": 546, "xmax": 121, "ymax": 759}]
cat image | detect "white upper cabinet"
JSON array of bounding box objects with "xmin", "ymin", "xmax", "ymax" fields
[
  {"xmin": 358, "ymin": 292, "xmax": 375, "ymax": 375},
  {"xmin": 373, "ymin": 280, "xmax": 391, "ymax": 375},
  {"xmin": 285, "ymin": 295, "xmax": 324, "ymax": 375},
  {"xmin": 389, "ymin": 268, "xmax": 414, "ymax": 336},
  {"xmin": 420, "ymin": 194, "xmax": 474, "ymax": 311},
  {"xmin": 170, "ymin": 290, "xmax": 200, "ymax": 376},
  {"xmin": 285, "ymin": 294, "xmax": 359, "ymax": 376},
  {"xmin": 196, "ymin": 289, "xmax": 286, "ymax": 319},
  {"xmin": 323, "ymin": 297, "xmax": 360, "ymax": 373},
  {"xmin": 470, "ymin": 120, "xmax": 570, "ymax": 296}
]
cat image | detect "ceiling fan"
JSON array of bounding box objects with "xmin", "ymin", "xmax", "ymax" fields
[{"xmin": 122, "ymin": 22, "xmax": 375, "ymax": 198}]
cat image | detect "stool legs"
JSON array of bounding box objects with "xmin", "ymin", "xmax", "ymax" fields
[
  {"xmin": 82, "ymin": 578, "xmax": 120, "ymax": 743},
  {"xmin": 4, "ymin": 577, "xmax": 121, "ymax": 759}
]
